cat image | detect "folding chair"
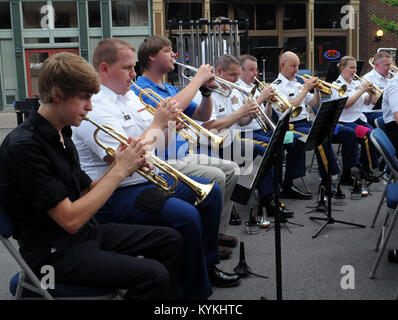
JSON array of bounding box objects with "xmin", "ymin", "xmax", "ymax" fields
[
  {"xmin": 370, "ymin": 117, "xmax": 390, "ymax": 227},
  {"xmin": 374, "ymin": 116, "xmax": 386, "ymax": 132},
  {"xmin": 0, "ymin": 199, "xmax": 119, "ymax": 300},
  {"xmin": 368, "ymin": 129, "xmax": 398, "ymax": 279}
]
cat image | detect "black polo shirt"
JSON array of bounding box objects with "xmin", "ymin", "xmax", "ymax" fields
[{"xmin": 0, "ymin": 109, "xmax": 92, "ymax": 263}]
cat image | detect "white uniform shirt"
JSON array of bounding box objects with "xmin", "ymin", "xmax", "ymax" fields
[
  {"xmin": 270, "ymin": 73, "xmax": 311, "ymax": 122},
  {"xmin": 72, "ymin": 84, "xmax": 157, "ymax": 187},
  {"xmin": 382, "ymin": 76, "xmax": 398, "ymax": 124},
  {"xmin": 331, "ymin": 75, "xmax": 368, "ymax": 123},
  {"xmin": 362, "ymin": 69, "xmax": 389, "ymax": 113}
]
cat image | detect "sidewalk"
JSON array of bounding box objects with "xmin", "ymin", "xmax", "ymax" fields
[{"xmin": 0, "ymin": 112, "xmax": 18, "ymax": 129}]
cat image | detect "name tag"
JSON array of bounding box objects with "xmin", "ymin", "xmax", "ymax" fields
[
  {"xmin": 289, "ymin": 93, "xmax": 295, "ymax": 97},
  {"xmin": 219, "ymin": 105, "xmax": 225, "ymax": 113}
]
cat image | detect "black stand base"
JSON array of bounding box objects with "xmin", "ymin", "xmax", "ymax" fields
[
  {"xmin": 266, "ymin": 216, "xmax": 304, "ymax": 234},
  {"xmin": 309, "ymin": 216, "xmax": 366, "ymax": 239}
]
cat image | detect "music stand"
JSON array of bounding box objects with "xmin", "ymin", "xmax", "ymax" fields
[
  {"xmin": 298, "ymin": 97, "xmax": 366, "ymax": 238},
  {"xmin": 256, "ymin": 109, "xmax": 291, "ymax": 300},
  {"xmin": 372, "ymin": 93, "xmax": 383, "ymax": 110},
  {"xmin": 325, "ymin": 60, "xmax": 364, "ymax": 83},
  {"xmin": 252, "ymin": 47, "xmax": 282, "ymax": 82}
]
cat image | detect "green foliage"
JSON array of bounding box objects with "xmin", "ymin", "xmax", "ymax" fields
[{"xmin": 371, "ymin": 0, "xmax": 398, "ymax": 35}]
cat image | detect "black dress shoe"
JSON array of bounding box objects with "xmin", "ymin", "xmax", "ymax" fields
[
  {"xmin": 280, "ymin": 184, "xmax": 312, "ymax": 200},
  {"xmin": 219, "ymin": 234, "xmax": 238, "ymax": 248},
  {"xmin": 364, "ymin": 169, "xmax": 380, "ymax": 183},
  {"xmin": 218, "ymin": 246, "xmax": 232, "ymax": 260},
  {"xmin": 264, "ymin": 201, "xmax": 294, "ymax": 218},
  {"xmin": 339, "ymin": 174, "xmax": 355, "ymax": 187},
  {"xmin": 208, "ymin": 266, "xmax": 240, "ymax": 288}
]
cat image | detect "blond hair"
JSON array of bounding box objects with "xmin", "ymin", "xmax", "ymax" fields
[{"xmin": 93, "ymin": 38, "xmax": 135, "ymax": 71}]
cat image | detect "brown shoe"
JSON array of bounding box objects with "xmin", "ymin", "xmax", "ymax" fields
[
  {"xmin": 219, "ymin": 234, "xmax": 238, "ymax": 248},
  {"xmin": 218, "ymin": 246, "xmax": 232, "ymax": 260}
]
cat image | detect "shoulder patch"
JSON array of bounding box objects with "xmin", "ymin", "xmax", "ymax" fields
[
  {"xmin": 273, "ymin": 79, "xmax": 282, "ymax": 85},
  {"xmin": 336, "ymin": 80, "xmax": 341, "ymax": 83},
  {"xmin": 231, "ymin": 96, "xmax": 239, "ymax": 104}
]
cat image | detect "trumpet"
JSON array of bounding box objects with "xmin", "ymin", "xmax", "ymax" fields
[
  {"xmin": 369, "ymin": 57, "xmax": 398, "ymax": 78},
  {"xmin": 297, "ymin": 74, "xmax": 347, "ymax": 97},
  {"xmin": 173, "ymin": 60, "xmax": 250, "ymax": 96},
  {"xmin": 174, "ymin": 60, "xmax": 276, "ymax": 131},
  {"xmin": 130, "ymin": 81, "xmax": 226, "ymax": 147},
  {"xmin": 254, "ymin": 77, "xmax": 302, "ymax": 118},
  {"xmin": 83, "ymin": 116, "xmax": 214, "ymax": 205},
  {"xmin": 354, "ymin": 74, "xmax": 383, "ymax": 100}
]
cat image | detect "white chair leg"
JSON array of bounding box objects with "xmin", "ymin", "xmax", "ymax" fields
[{"xmin": 369, "ymin": 209, "xmax": 398, "ymax": 279}]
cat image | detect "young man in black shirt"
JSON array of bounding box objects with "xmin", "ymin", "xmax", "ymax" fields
[{"xmin": 0, "ymin": 52, "xmax": 182, "ymax": 300}]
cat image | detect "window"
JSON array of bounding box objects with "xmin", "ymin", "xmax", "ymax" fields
[
  {"xmin": 255, "ymin": 4, "xmax": 276, "ymax": 30},
  {"xmin": 22, "ymin": 1, "xmax": 47, "ymax": 29},
  {"xmin": 314, "ymin": 36, "xmax": 346, "ymax": 78},
  {"xmin": 234, "ymin": 4, "xmax": 254, "ymax": 30},
  {"xmin": 210, "ymin": 2, "xmax": 228, "ymax": 20},
  {"xmin": 165, "ymin": 1, "xmax": 202, "ymax": 28},
  {"xmin": 283, "ymin": 4, "xmax": 306, "ymax": 30},
  {"xmin": 112, "ymin": 0, "xmax": 149, "ymax": 27},
  {"xmin": 0, "ymin": 2, "xmax": 11, "ymax": 29},
  {"xmin": 283, "ymin": 37, "xmax": 307, "ymax": 68},
  {"xmin": 88, "ymin": 1, "xmax": 101, "ymax": 28},
  {"xmin": 315, "ymin": 1, "xmax": 348, "ymax": 29},
  {"xmin": 52, "ymin": 1, "xmax": 78, "ymax": 28}
]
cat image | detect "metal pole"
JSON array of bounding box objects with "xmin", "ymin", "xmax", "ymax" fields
[{"xmin": 189, "ymin": 20, "xmax": 195, "ymax": 68}]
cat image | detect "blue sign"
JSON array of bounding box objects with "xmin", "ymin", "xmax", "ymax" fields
[{"xmin": 324, "ymin": 49, "xmax": 341, "ymax": 60}]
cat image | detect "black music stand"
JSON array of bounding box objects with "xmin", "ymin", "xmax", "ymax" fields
[
  {"xmin": 255, "ymin": 109, "xmax": 291, "ymax": 301},
  {"xmin": 252, "ymin": 47, "xmax": 283, "ymax": 82},
  {"xmin": 297, "ymin": 97, "xmax": 366, "ymax": 238}
]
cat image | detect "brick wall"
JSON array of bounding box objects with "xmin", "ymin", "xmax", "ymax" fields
[{"xmin": 359, "ymin": 0, "xmax": 398, "ymax": 74}]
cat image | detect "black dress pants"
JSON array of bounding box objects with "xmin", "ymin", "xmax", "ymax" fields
[{"xmin": 44, "ymin": 223, "xmax": 182, "ymax": 300}]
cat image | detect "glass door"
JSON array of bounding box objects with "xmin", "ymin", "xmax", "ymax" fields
[{"xmin": 25, "ymin": 48, "xmax": 79, "ymax": 97}]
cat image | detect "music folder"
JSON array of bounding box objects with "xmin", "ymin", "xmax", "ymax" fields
[
  {"xmin": 230, "ymin": 109, "xmax": 291, "ymax": 205},
  {"xmin": 297, "ymin": 97, "xmax": 348, "ymax": 151}
]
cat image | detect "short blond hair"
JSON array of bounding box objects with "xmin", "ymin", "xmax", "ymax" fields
[
  {"xmin": 93, "ymin": 38, "xmax": 136, "ymax": 71},
  {"xmin": 39, "ymin": 52, "xmax": 99, "ymax": 103}
]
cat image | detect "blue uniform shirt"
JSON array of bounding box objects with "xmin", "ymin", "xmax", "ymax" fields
[{"xmin": 132, "ymin": 76, "xmax": 197, "ymax": 160}]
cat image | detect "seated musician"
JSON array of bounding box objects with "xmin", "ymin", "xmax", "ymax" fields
[
  {"xmin": 132, "ymin": 35, "xmax": 241, "ymax": 259},
  {"xmin": 72, "ymin": 39, "xmax": 240, "ymax": 300},
  {"xmin": 237, "ymin": 54, "xmax": 314, "ymax": 202},
  {"xmin": 381, "ymin": 63, "xmax": 398, "ymax": 151},
  {"xmin": 331, "ymin": 56, "xmax": 379, "ymax": 183},
  {"xmin": 0, "ymin": 52, "xmax": 183, "ymax": 300},
  {"xmin": 270, "ymin": 51, "xmax": 346, "ymax": 193},
  {"xmin": 197, "ymin": 54, "xmax": 294, "ymax": 218},
  {"xmin": 362, "ymin": 51, "xmax": 393, "ymax": 127}
]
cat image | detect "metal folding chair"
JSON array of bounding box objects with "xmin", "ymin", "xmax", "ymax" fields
[
  {"xmin": 0, "ymin": 199, "xmax": 119, "ymax": 300},
  {"xmin": 368, "ymin": 128, "xmax": 398, "ymax": 279}
]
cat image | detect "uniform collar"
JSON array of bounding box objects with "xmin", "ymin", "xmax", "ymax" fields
[
  {"xmin": 97, "ymin": 84, "xmax": 132, "ymax": 105},
  {"xmin": 370, "ymin": 69, "xmax": 388, "ymax": 82},
  {"xmin": 278, "ymin": 73, "xmax": 296, "ymax": 86}
]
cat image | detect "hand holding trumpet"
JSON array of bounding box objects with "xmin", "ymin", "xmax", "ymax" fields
[
  {"xmin": 152, "ymin": 97, "xmax": 182, "ymax": 130},
  {"xmin": 113, "ymin": 136, "xmax": 156, "ymax": 177}
]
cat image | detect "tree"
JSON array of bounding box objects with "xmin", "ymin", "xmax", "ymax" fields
[{"xmin": 371, "ymin": 0, "xmax": 398, "ymax": 35}]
